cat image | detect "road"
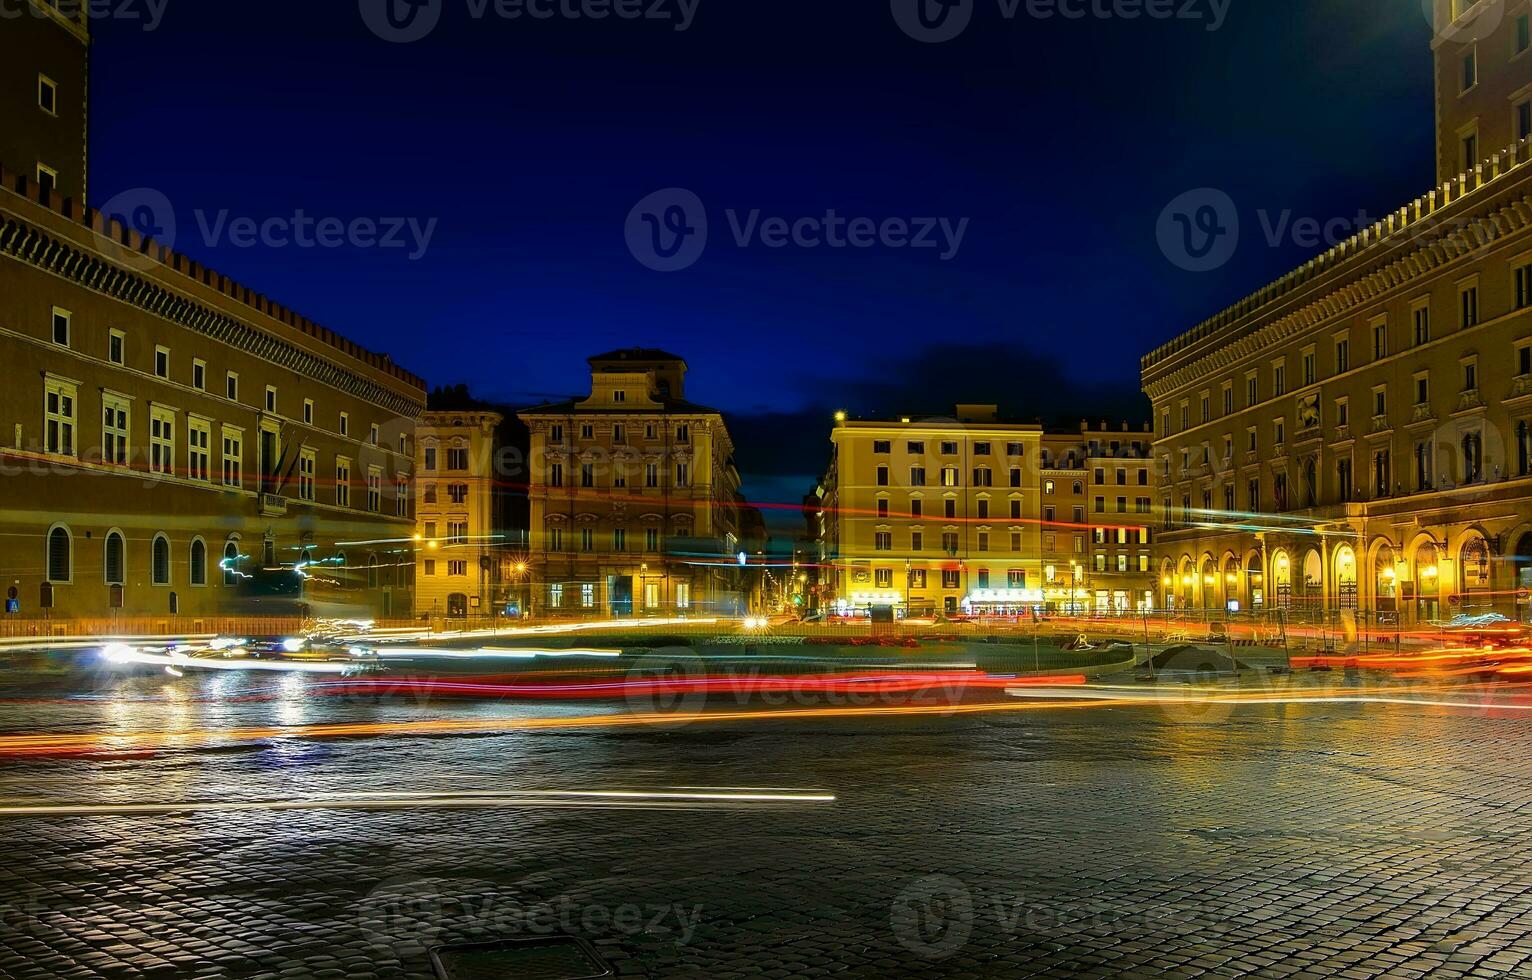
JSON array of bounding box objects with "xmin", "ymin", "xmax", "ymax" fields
[{"xmin": 0, "ymin": 670, "xmax": 1531, "ymax": 978}]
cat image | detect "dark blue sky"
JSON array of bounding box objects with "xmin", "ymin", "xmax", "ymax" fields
[{"xmin": 89, "ymin": 0, "xmax": 1437, "ymax": 511}]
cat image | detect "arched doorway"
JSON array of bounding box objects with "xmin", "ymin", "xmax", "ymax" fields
[
  {"xmin": 1298, "ymin": 548, "xmax": 1324, "ymax": 615},
  {"xmin": 1178, "ymin": 558, "xmax": 1197, "ymax": 610},
  {"xmin": 1245, "ymin": 553, "xmax": 1265, "ymax": 611},
  {"xmin": 1414, "ymin": 541, "xmax": 1441, "ymax": 622},
  {"xmin": 1333, "ymin": 545, "xmax": 1358, "ymax": 612},
  {"xmin": 1373, "ymin": 543, "xmax": 1398, "ymax": 616},
  {"xmin": 1160, "ymin": 560, "xmax": 1176, "ymax": 610},
  {"xmin": 1271, "ymin": 549, "xmax": 1293, "ymax": 611},
  {"xmin": 1458, "ymin": 535, "xmax": 1492, "ymax": 610},
  {"xmin": 1201, "ymin": 557, "xmax": 1219, "ymax": 610},
  {"xmin": 1223, "ymin": 555, "xmax": 1242, "ymax": 611},
  {"xmin": 447, "ymin": 593, "xmax": 469, "ymax": 618}
]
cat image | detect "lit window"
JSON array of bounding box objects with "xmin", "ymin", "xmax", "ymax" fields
[
  {"xmin": 187, "ymin": 419, "xmax": 211, "ymax": 482},
  {"xmin": 222, "ymin": 428, "xmax": 243, "ymax": 488},
  {"xmin": 149, "ymin": 407, "xmax": 174, "ymax": 475}
]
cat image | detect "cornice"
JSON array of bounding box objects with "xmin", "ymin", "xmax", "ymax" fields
[{"xmin": 0, "ymin": 217, "xmax": 426, "ymax": 419}]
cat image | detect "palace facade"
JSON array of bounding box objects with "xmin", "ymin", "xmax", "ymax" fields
[{"xmin": 1143, "ymin": 1, "xmax": 1532, "ymax": 622}]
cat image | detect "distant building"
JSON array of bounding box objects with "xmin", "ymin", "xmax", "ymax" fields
[
  {"xmin": 415, "ymin": 410, "xmax": 512, "ymax": 619},
  {"xmin": 818, "ymin": 405, "xmax": 1045, "ymax": 617},
  {"xmin": 1039, "ymin": 423, "xmax": 1158, "ymax": 614},
  {"xmin": 519, "ymin": 350, "xmax": 745, "ymax": 617},
  {"xmin": 1143, "ymin": 4, "xmax": 1532, "ymax": 620}
]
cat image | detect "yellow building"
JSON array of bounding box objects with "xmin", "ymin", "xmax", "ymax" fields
[
  {"xmin": 1040, "ymin": 423, "xmax": 1158, "ymax": 613},
  {"xmin": 415, "ymin": 410, "xmax": 518, "ymax": 619},
  {"xmin": 0, "ymin": 9, "xmax": 424, "ymax": 624},
  {"xmin": 819, "ymin": 406, "xmax": 1045, "ymax": 617},
  {"xmin": 1142, "ymin": 2, "xmax": 1532, "ymax": 622},
  {"xmin": 519, "ymin": 350, "xmax": 745, "ymax": 618}
]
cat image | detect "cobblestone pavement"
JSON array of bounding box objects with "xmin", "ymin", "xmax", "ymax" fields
[{"xmin": 2, "ymin": 674, "xmax": 1532, "ymax": 978}]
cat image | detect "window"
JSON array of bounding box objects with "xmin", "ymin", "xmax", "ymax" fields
[
  {"xmin": 1516, "ymin": 263, "xmax": 1532, "ymax": 311},
  {"xmin": 299, "ymin": 449, "xmax": 316, "ymax": 500},
  {"xmin": 189, "ymin": 359, "xmax": 205, "ymax": 391},
  {"xmin": 911, "ymin": 531, "xmax": 924, "ymax": 551},
  {"xmin": 187, "ymin": 418, "xmax": 211, "ymax": 482},
  {"xmin": 1415, "ymin": 374, "xmax": 1430, "ymax": 406},
  {"xmin": 549, "ymin": 528, "xmax": 565, "ymax": 552},
  {"xmin": 877, "ymin": 465, "xmax": 889, "ymax": 487},
  {"xmin": 367, "ymin": 468, "xmax": 383, "ymax": 512},
  {"xmin": 448, "ymin": 521, "xmax": 468, "ymax": 545},
  {"xmin": 303, "ymin": 399, "xmax": 314, "ymax": 425},
  {"xmin": 646, "ymin": 463, "xmax": 659, "ymax": 488},
  {"xmin": 222, "ymin": 540, "xmax": 242, "ymax": 586},
  {"xmin": 676, "ymin": 424, "xmax": 690, "ymax": 444},
  {"xmin": 581, "ymin": 528, "xmax": 595, "ymax": 552},
  {"xmin": 676, "ymin": 463, "xmax": 690, "ymax": 487},
  {"xmin": 448, "ymin": 483, "xmax": 469, "ymax": 504},
  {"xmin": 1460, "ymin": 282, "xmax": 1479, "ymax": 328},
  {"xmin": 972, "ymin": 467, "xmax": 992, "ymax": 487},
  {"xmin": 190, "ymin": 539, "xmax": 207, "ymax": 586},
  {"xmin": 424, "ymin": 446, "xmax": 438, "ymax": 471},
  {"xmin": 51, "ymin": 307, "xmax": 70, "ymax": 346},
  {"xmin": 1273, "ymin": 362, "xmax": 1286, "ymax": 396},
  {"xmin": 1520, "ymin": 343, "xmax": 1532, "ymax": 377},
  {"xmin": 1010, "ymin": 499, "xmax": 1022, "ymax": 520},
  {"xmin": 1462, "ymin": 359, "xmax": 1478, "ymax": 393},
  {"xmin": 1372, "ymin": 318, "xmax": 1388, "ymax": 360},
  {"xmin": 910, "ymin": 499, "xmax": 922, "ymax": 518},
  {"xmin": 36, "ymin": 164, "xmax": 56, "ymax": 196},
  {"xmin": 38, "ymin": 74, "xmax": 57, "ymax": 114},
  {"xmin": 941, "ymin": 467, "xmax": 959, "ymax": 487},
  {"xmin": 1412, "ymin": 302, "xmax": 1431, "ymax": 346},
  {"xmin": 151, "ymin": 534, "xmax": 171, "ymax": 586},
  {"xmin": 101, "ymin": 394, "xmax": 129, "ymax": 465},
  {"xmin": 1374, "ymin": 387, "xmax": 1387, "ymax": 418},
  {"xmin": 1006, "ymin": 442, "xmax": 1024, "ymax": 457},
  {"xmin": 108, "ymin": 329, "xmax": 125, "ymax": 365},
  {"xmin": 1009, "ymin": 468, "xmax": 1022, "ymax": 488},
  {"xmin": 875, "ymin": 532, "xmax": 892, "ymax": 551},
  {"xmin": 581, "ymin": 463, "xmax": 595, "ymax": 488},
  {"xmin": 977, "ymin": 499, "xmax": 989, "ymax": 520},
  {"xmin": 613, "ymin": 423, "xmax": 626, "ymax": 444},
  {"xmin": 1301, "ymin": 350, "xmax": 1315, "ymax": 386},
  {"xmin": 877, "ymin": 499, "xmax": 890, "ymax": 517},
  {"xmin": 551, "ymin": 424, "xmax": 565, "ymax": 443},
  {"xmin": 940, "ymin": 441, "xmax": 957, "ymax": 455},
  {"xmin": 1337, "ymin": 397, "xmax": 1349, "ymax": 427},
  {"xmin": 339, "ymin": 412, "xmax": 350, "ymax": 437},
  {"xmin": 1044, "ymin": 480, "xmax": 1055, "ymax": 494},
  {"xmin": 1222, "ymin": 385, "xmax": 1233, "ymax": 415},
  {"xmin": 910, "ymin": 568, "xmax": 927, "ymax": 589},
  {"xmin": 396, "ymin": 477, "xmax": 410, "ymax": 517},
  {"xmin": 154, "ymin": 346, "xmax": 169, "ymax": 378},
  {"xmin": 104, "ymin": 531, "xmax": 125, "ymax": 586},
  {"xmin": 676, "ymin": 583, "xmax": 692, "ymax": 610},
  {"xmin": 974, "ymin": 442, "xmax": 991, "ymax": 456},
  {"xmin": 1274, "ymin": 419, "xmax": 1285, "ymax": 446},
  {"xmin": 1518, "ymin": 13, "xmax": 1531, "ymax": 54},
  {"xmin": 941, "ymin": 569, "xmax": 961, "ymax": 589},
  {"xmin": 1462, "ymin": 129, "xmax": 1479, "ymax": 172},
  {"xmin": 873, "ymin": 440, "xmax": 891, "ymax": 454},
  {"xmin": 448, "ymin": 448, "xmax": 468, "ymax": 470},
  {"xmin": 941, "ymin": 532, "xmax": 959, "ymax": 554},
  {"xmin": 226, "ymin": 372, "xmax": 239, "ymax": 401},
  {"xmin": 580, "ymin": 424, "xmax": 594, "ymax": 441},
  {"xmin": 646, "ymin": 528, "xmax": 660, "ymax": 552},
  {"xmin": 613, "ymin": 390, "xmax": 626, "ymax": 403},
  {"xmin": 450, "ymin": 560, "xmax": 469, "ymax": 577},
  {"xmin": 944, "ymin": 500, "xmax": 957, "ymax": 519},
  {"xmin": 910, "ymin": 466, "xmax": 927, "ymax": 487},
  {"xmin": 222, "ymin": 428, "xmax": 243, "ymax": 488},
  {"xmin": 549, "ymin": 583, "xmax": 565, "ymax": 607},
  {"xmin": 1246, "ymin": 373, "xmax": 1258, "ymax": 407},
  {"xmin": 335, "ymin": 459, "xmax": 351, "ymax": 507},
  {"xmin": 149, "ymin": 407, "xmax": 174, "ymax": 475},
  {"xmin": 46, "ymin": 525, "xmax": 71, "ymax": 583},
  {"xmin": 1374, "ymin": 448, "xmax": 1392, "ymax": 497},
  {"xmin": 875, "ymin": 568, "xmax": 894, "ymax": 588},
  {"xmin": 1518, "ymin": 99, "xmax": 1532, "ymax": 143},
  {"xmin": 613, "ymin": 529, "xmax": 627, "ymax": 552},
  {"xmin": 1462, "ymin": 47, "xmax": 1477, "ymax": 92},
  {"xmin": 908, "ymin": 441, "xmax": 925, "ymax": 454}
]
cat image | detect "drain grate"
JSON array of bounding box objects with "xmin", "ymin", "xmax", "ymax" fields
[{"xmin": 430, "ymin": 937, "xmax": 615, "ymax": 980}]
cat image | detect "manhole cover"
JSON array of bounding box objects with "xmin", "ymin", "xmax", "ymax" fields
[{"xmin": 430, "ymin": 937, "xmax": 614, "ymax": 980}]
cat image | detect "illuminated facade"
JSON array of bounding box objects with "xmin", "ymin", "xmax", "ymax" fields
[
  {"xmin": 0, "ymin": 14, "xmax": 424, "ymax": 622},
  {"xmin": 1039, "ymin": 423, "xmax": 1158, "ymax": 613},
  {"xmin": 1143, "ymin": 4, "xmax": 1532, "ymax": 621},
  {"xmin": 818, "ymin": 406, "xmax": 1046, "ymax": 616},
  {"xmin": 519, "ymin": 350, "xmax": 745, "ymax": 617},
  {"xmin": 414, "ymin": 410, "xmax": 515, "ymax": 618}
]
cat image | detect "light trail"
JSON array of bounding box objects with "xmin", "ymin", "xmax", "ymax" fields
[{"xmin": 0, "ymin": 787, "xmax": 837, "ymax": 818}]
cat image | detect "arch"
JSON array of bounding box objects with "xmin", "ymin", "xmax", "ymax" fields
[
  {"xmin": 189, "ymin": 537, "xmax": 208, "ymax": 587},
  {"xmin": 46, "ymin": 524, "xmax": 72, "ymax": 584},
  {"xmin": 151, "ymin": 534, "xmax": 171, "ymax": 586},
  {"xmin": 1200, "ymin": 554, "xmax": 1219, "ymax": 610},
  {"xmin": 104, "ymin": 529, "xmax": 126, "ymax": 586},
  {"xmin": 1270, "ymin": 548, "xmax": 1293, "ymax": 610},
  {"xmin": 367, "ymin": 552, "xmax": 381, "ymax": 589},
  {"xmin": 222, "ymin": 537, "xmax": 242, "ymax": 587},
  {"xmin": 1371, "ymin": 539, "xmax": 1399, "ymax": 614},
  {"xmin": 1333, "ymin": 544, "xmax": 1359, "ymax": 611},
  {"xmin": 1299, "ymin": 547, "xmax": 1324, "ymax": 611},
  {"xmin": 1177, "ymin": 556, "xmax": 1197, "ymax": 609},
  {"xmin": 1244, "ymin": 551, "xmax": 1265, "ymax": 610},
  {"xmin": 1222, "ymin": 552, "xmax": 1242, "ymax": 609},
  {"xmin": 1457, "ymin": 531, "xmax": 1492, "ymax": 608},
  {"xmin": 1411, "ymin": 538, "xmax": 1442, "ymax": 621},
  {"xmin": 447, "ymin": 592, "xmax": 469, "ymax": 618}
]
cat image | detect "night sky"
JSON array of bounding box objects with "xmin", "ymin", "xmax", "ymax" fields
[{"xmin": 88, "ymin": 0, "xmax": 1437, "ymax": 523}]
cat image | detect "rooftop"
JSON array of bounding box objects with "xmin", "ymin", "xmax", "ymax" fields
[{"xmin": 588, "ymin": 348, "xmax": 688, "ymax": 367}]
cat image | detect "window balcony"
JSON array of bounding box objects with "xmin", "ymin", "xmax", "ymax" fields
[{"xmin": 1455, "ymin": 389, "xmax": 1485, "ymax": 413}]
